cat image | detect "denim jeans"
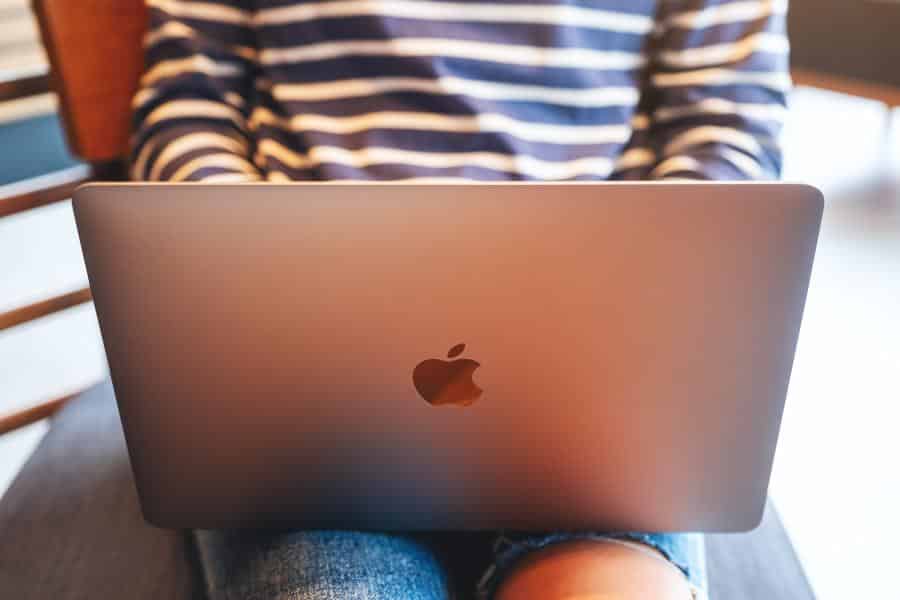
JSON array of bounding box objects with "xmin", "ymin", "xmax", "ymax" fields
[{"xmin": 194, "ymin": 529, "xmax": 707, "ymax": 599}]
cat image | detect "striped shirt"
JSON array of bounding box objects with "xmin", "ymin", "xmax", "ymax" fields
[{"xmin": 130, "ymin": 0, "xmax": 790, "ymax": 183}]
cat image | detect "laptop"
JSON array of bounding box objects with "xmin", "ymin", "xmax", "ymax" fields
[{"xmin": 72, "ymin": 182, "xmax": 822, "ymax": 532}]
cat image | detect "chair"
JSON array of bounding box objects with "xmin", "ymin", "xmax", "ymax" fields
[
  {"xmin": 0, "ymin": 0, "xmax": 146, "ymax": 422},
  {"xmin": 0, "ymin": 2, "xmax": 817, "ymax": 598},
  {"xmin": 789, "ymin": 0, "xmax": 900, "ymax": 110}
]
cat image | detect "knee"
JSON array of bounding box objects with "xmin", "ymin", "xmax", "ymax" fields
[{"xmin": 495, "ymin": 539, "xmax": 692, "ymax": 600}]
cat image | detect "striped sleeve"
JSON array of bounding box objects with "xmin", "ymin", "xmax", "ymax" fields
[
  {"xmin": 130, "ymin": 0, "xmax": 262, "ymax": 182},
  {"xmin": 619, "ymin": 0, "xmax": 790, "ymax": 181}
]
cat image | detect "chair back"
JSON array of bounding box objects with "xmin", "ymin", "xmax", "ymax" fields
[{"xmin": 32, "ymin": 0, "xmax": 147, "ymax": 164}]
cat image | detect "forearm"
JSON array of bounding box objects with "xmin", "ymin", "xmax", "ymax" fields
[
  {"xmin": 130, "ymin": 0, "xmax": 261, "ymax": 182},
  {"xmin": 644, "ymin": 0, "xmax": 790, "ymax": 181}
]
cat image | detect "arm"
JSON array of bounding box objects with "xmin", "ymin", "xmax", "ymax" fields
[
  {"xmin": 617, "ymin": 0, "xmax": 790, "ymax": 181},
  {"xmin": 130, "ymin": 0, "xmax": 262, "ymax": 182}
]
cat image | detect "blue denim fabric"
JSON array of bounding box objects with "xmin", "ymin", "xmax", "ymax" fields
[
  {"xmin": 195, "ymin": 530, "xmax": 453, "ymax": 600},
  {"xmin": 194, "ymin": 529, "xmax": 706, "ymax": 599}
]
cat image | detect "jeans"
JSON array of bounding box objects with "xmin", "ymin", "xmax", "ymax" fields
[{"xmin": 194, "ymin": 529, "xmax": 707, "ymax": 599}]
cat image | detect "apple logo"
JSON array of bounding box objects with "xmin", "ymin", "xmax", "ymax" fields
[{"xmin": 413, "ymin": 343, "xmax": 483, "ymax": 407}]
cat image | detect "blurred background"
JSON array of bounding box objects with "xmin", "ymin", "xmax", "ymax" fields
[{"xmin": 0, "ymin": 1, "xmax": 897, "ymax": 598}]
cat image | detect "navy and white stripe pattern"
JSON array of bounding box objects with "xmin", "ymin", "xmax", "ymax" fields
[{"xmin": 130, "ymin": 0, "xmax": 790, "ymax": 182}]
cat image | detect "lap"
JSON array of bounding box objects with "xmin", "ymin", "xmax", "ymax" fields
[{"xmin": 193, "ymin": 530, "xmax": 706, "ymax": 600}]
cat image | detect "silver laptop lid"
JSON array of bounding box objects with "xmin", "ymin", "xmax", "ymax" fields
[{"xmin": 73, "ymin": 182, "xmax": 822, "ymax": 532}]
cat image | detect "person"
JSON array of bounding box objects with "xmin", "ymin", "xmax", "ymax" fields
[{"xmin": 131, "ymin": 0, "xmax": 789, "ymax": 598}]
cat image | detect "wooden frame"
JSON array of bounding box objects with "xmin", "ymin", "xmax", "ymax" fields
[
  {"xmin": 0, "ymin": 391, "xmax": 79, "ymax": 436},
  {"xmin": 0, "ymin": 170, "xmax": 95, "ymax": 431},
  {"xmin": 0, "ymin": 164, "xmax": 89, "ymax": 218},
  {"xmin": 0, "ymin": 288, "xmax": 93, "ymax": 331},
  {"xmin": 792, "ymin": 68, "xmax": 900, "ymax": 109},
  {"xmin": 0, "ymin": 66, "xmax": 51, "ymax": 103},
  {"xmin": 0, "ymin": 54, "xmax": 106, "ymax": 437}
]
